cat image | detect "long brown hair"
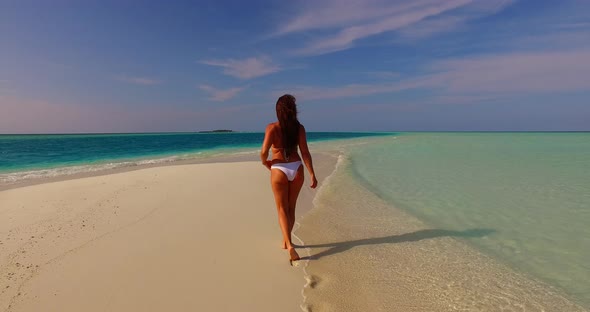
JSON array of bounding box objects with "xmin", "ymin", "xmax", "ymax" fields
[{"xmin": 276, "ymin": 94, "xmax": 300, "ymax": 157}]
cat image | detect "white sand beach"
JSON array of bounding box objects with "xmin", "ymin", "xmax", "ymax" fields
[{"xmin": 0, "ymin": 158, "xmax": 335, "ymax": 312}]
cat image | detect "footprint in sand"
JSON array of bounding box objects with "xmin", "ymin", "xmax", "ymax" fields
[{"xmin": 305, "ymin": 275, "xmax": 320, "ymax": 289}]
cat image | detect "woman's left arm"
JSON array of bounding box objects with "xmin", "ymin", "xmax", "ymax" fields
[{"xmin": 260, "ymin": 124, "xmax": 273, "ymax": 169}]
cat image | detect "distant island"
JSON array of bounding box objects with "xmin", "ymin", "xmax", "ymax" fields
[{"xmin": 197, "ymin": 129, "xmax": 235, "ymax": 133}]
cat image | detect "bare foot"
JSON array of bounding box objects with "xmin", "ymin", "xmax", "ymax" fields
[{"xmin": 288, "ymin": 247, "xmax": 300, "ymax": 266}]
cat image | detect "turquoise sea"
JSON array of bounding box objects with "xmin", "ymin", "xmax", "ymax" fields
[
  {"xmin": 350, "ymin": 132, "xmax": 590, "ymax": 305},
  {"xmin": 300, "ymin": 132, "xmax": 590, "ymax": 310},
  {"xmin": 0, "ymin": 132, "xmax": 384, "ymax": 184}
]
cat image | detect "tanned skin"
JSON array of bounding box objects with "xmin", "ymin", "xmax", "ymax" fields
[{"xmin": 261, "ymin": 122, "xmax": 317, "ymax": 264}]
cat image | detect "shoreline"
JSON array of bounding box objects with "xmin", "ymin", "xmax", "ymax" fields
[
  {"xmin": 0, "ymin": 148, "xmax": 344, "ymax": 192},
  {"xmin": 0, "ymin": 132, "xmax": 392, "ymax": 189},
  {"xmin": 0, "ymin": 135, "xmax": 378, "ymax": 192},
  {"xmin": 296, "ymin": 152, "xmax": 588, "ymax": 311},
  {"xmin": 0, "ymin": 150, "xmax": 260, "ymax": 192}
]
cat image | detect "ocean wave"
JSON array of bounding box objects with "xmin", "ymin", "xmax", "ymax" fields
[
  {"xmin": 0, "ymin": 147, "xmax": 264, "ymax": 185},
  {"xmin": 0, "ymin": 155, "xmax": 185, "ymax": 184}
]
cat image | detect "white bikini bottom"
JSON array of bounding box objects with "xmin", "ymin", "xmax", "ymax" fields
[{"xmin": 271, "ymin": 161, "xmax": 302, "ymax": 181}]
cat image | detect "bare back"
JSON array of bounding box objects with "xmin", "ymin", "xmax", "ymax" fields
[
  {"xmin": 261, "ymin": 120, "xmax": 315, "ymax": 186},
  {"xmin": 267, "ymin": 122, "xmax": 302, "ymax": 163}
]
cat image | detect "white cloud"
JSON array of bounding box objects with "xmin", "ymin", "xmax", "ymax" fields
[
  {"xmin": 397, "ymin": 16, "xmax": 465, "ymax": 39},
  {"xmin": 428, "ymin": 49, "xmax": 590, "ymax": 93},
  {"xmin": 199, "ymin": 56, "xmax": 281, "ymax": 79},
  {"xmin": 295, "ymin": 0, "xmax": 472, "ymax": 55},
  {"xmin": 274, "ymin": 0, "xmax": 516, "ymax": 56},
  {"xmin": 276, "ymin": 0, "xmax": 457, "ymax": 35},
  {"xmin": 116, "ymin": 75, "xmax": 161, "ymax": 85},
  {"xmin": 280, "ymin": 48, "xmax": 590, "ymax": 100},
  {"xmin": 281, "ymin": 78, "xmax": 431, "ymax": 100},
  {"xmin": 199, "ymin": 84, "xmax": 245, "ymax": 101}
]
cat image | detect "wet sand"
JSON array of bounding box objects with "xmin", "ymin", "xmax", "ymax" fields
[{"xmin": 296, "ymin": 155, "xmax": 588, "ymax": 312}]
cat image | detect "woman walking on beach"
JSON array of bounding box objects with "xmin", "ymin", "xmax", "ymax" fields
[{"xmin": 261, "ymin": 94, "xmax": 318, "ymax": 265}]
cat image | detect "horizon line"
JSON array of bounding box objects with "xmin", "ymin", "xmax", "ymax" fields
[{"xmin": 1, "ymin": 130, "xmax": 589, "ymax": 136}]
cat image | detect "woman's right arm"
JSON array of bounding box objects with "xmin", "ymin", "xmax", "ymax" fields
[{"xmin": 298, "ymin": 125, "xmax": 318, "ymax": 188}]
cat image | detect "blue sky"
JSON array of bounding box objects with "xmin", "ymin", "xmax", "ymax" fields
[{"xmin": 1, "ymin": 0, "xmax": 589, "ymax": 133}]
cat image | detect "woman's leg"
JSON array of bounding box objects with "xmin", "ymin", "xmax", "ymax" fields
[
  {"xmin": 287, "ymin": 166, "xmax": 305, "ymax": 240},
  {"xmin": 271, "ymin": 169, "xmax": 295, "ymax": 250}
]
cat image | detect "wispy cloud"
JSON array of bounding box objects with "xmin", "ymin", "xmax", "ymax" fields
[
  {"xmin": 555, "ymin": 22, "xmax": 590, "ymax": 30},
  {"xmin": 274, "ymin": 0, "xmax": 515, "ymax": 55},
  {"xmin": 406, "ymin": 0, "xmax": 516, "ymax": 37},
  {"xmin": 116, "ymin": 75, "xmax": 161, "ymax": 85},
  {"xmin": 280, "ymin": 78, "xmax": 430, "ymax": 100},
  {"xmin": 428, "ymin": 49, "xmax": 590, "ymax": 93},
  {"xmin": 365, "ymin": 71, "xmax": 401, "ymax": 79},
  {"xmin": 199, "ymin": 56, "xmax": 281, "ymax": 79},
  {"xmin": 513, "ymin": 29, "xmax": 590, "ymax": 51},
  {"xmin": 199, "ymin": 84, "xmax": 245, "ymax": 101},
  {"xmin": 281, "ymin": 48, "xmax": 590, "ymax": 100},
  {"xmin": 276, "ymin": 0, "xmax": 437, "ymax": 35},
  {"xmin": 397, "ymin": 16, "xmax": 465, "ymax": 39},
  {"xmin": 431, "ymin": 94, "xmax": 499, "ymax": 105}
]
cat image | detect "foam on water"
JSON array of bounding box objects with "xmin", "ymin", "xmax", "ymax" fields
[
  {"xmin": 0, "ymin": 155, "xmax": 181, "ymax": 184},
  {"xmin": 0, "ymin": 147, "xmax": 257, "ymax": 185},
  {"xmin": 292, "ymin": 152, "xmax": 347, "ymax": 312}
]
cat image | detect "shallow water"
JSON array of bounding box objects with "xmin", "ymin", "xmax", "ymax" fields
[{"xmin": 297, "ymin": 133, "xmax": 590, "ymax": 311}]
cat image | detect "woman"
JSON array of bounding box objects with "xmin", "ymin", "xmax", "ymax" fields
[{"xmin": 260, "ymin": 94, "xmax": 318, "ymax": 265}]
